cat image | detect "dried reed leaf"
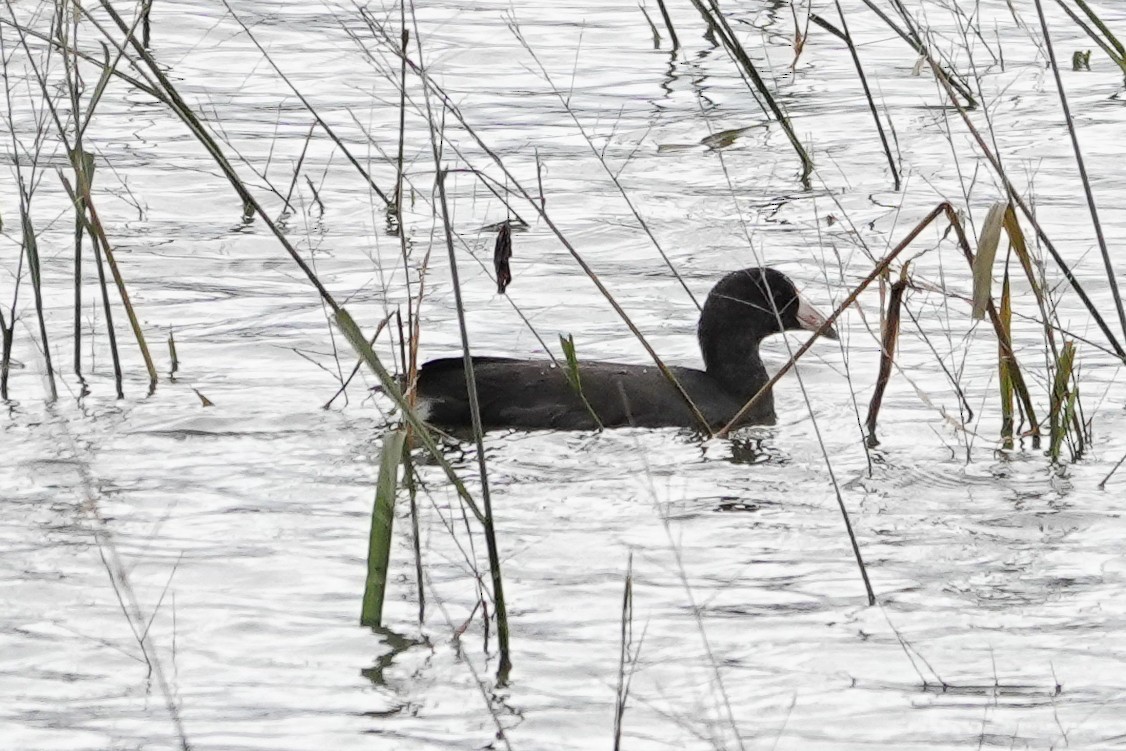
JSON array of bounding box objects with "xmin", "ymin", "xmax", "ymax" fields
[
  {"xmin": 971, "ymin": 202, "xmax": 1007, "ymax": 320},
  {"xmin": 494, "ymin": 221, "xmax": 513, "ymax": 294},
  {"xmin": 1002, "ymin": 205, "xmax": 1045, "ymax": 309}
]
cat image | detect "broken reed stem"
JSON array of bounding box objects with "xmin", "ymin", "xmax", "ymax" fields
[
  {"xmin": 1032, "ymin": 0, "xmax": 1126, "ymax": 344},
  {"xmin": 1069, "ymin": 0, "xmax": 1126, "ymax": 63},
  {"xmin": 865, "ymin": 272, "xmax": 907, "ymax": 446},
  {"xmin": 999, "ymin": 269, "xmax": 1015, "ymax": 448},
  {"xmin": 1048, "ymin": 340, "xmax": 1077, "ymax": 462},
  {"xmin": 834, "ymin": 0, "xmax": 900, "ymax": 191}
]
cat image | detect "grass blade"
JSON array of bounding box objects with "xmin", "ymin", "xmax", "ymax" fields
[
  {"xmin": 361, "ymin": 428, "xmax": 407, "ymax": 628},
  {"xmin": 998, "ymin": 270, "xmax": 1014, "ymax": 449},
  {"xmin": 559, "ymin": 333, "xmax": 604, "ymax": 429}
]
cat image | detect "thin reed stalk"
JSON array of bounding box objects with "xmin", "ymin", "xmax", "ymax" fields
[
  {"xmin": 655, "ymin": 0, "xmax": 679, "ymax": 51},
  {"xmin": 425, "ymin": 138, "xmax": 512, "ymax": 685},
  {"xmin": 613, "ymin": 553, "xmax": 634, "ymax": 750},
  {"xmin": 142, "ymin": 0, "xmax": 152, "ymax": 48},
  {"xmin": 219, "ymin": 0, "xmax": 390, "ymax": 207},
  {"xmin": 87, "ymin": 204, "xmax": 124, "ymax": 398},
  {"xmin": 411, "ymin": 0, "xmax": 509, "ymax": 681},
  {"xmin": 8, "ymin": 6, "xmax": 159, "ymax": 396},
  {"xmin": 19, "ymin": 188, "xmax": 58, "ymax": 400},
  {"xmin": 392, "ymin": 8, "xmax": 427, "ymax": 626},
  {"xmin": 687, "ymin": 0, "xmax": 813, "ymax": 183},
  {"xmin": 834, "ymin": 0, "xmax": 900, "ymax": 191},
  {"xmin": 858, "ymin": 0, "xmax": 977, "ymax": 107},
  {"xmin": 60, "ymin": 4, "xmax": 85, "ymax": 378}
]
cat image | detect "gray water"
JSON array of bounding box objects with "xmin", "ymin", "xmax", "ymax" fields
[{"xmin": 4, "ymin": 1, "xmax": 1126, "ymax": 749}]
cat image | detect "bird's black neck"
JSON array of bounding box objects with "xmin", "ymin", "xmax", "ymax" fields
[{"xmin": 702, "ymin": 332, "xmax": 773, "ymax": 406}]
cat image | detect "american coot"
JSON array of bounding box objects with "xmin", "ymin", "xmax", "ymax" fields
[{"xmin": 414, "ymin": 267, "xmax": 838, "ymax": 431}]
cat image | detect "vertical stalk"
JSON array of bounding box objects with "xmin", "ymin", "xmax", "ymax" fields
[
  {"xmin": 834, "ymin": 0, "xmax": 900, "ymax": 190},
  {"xmin": 394, "ymin": 7, "xmax": 426, "ymax": 627},
  {"xmin": 655, "ymin": 0, "xmax": 680, "ymax": 51},
  {"xmin": 20, "ymin": 190, "xmax": 58, "ymax": 401},
  {"xmin": 142, "ymin": 0, "xmax": 152, "ymax": 48},
  {"xmin": 63, "ymin": 2, "xmax": 85, "ymax": 377},
  {"xmin": 411, "ymin": 8, "xmax": 511, "ymax": 680},
  {"xmin": 434, "ymin": 165, "xmax": 511, "ymax": 681},
  {"xmin": 89, "ymin": 219, "xmax": 124, "ymax": 398}
]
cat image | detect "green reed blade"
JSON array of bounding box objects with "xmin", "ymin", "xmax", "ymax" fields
[
  {"xmin": 998, "ymin": 271, "xmax": 1014, "ymax": 449},
  {"xmin": 361, "ymin": 428, "xmax": 407, "ymax": 628}
]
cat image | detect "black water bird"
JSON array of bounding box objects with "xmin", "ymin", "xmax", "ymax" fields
[{"xmin": 414, "ymin": 267, "xmax": 837, "ymax": 431}]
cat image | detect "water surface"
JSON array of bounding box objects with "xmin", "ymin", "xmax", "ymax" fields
[{"xmin": 3, "ymin": 1, "xmax": 1126, "ymax": 748}]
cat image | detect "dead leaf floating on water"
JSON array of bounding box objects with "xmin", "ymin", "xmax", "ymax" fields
[
  {"xmin": 701, "ymin": 125, "xmax": 757, "ymax": 150},
  {"xmin": 494, "ymin": 221, "xmax": 513, "ymax": 294}
]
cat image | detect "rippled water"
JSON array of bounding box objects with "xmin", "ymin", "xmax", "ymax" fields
[{"xmin": 4, "ymin": 1, "xmax": 1126, "ymax": 748}]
